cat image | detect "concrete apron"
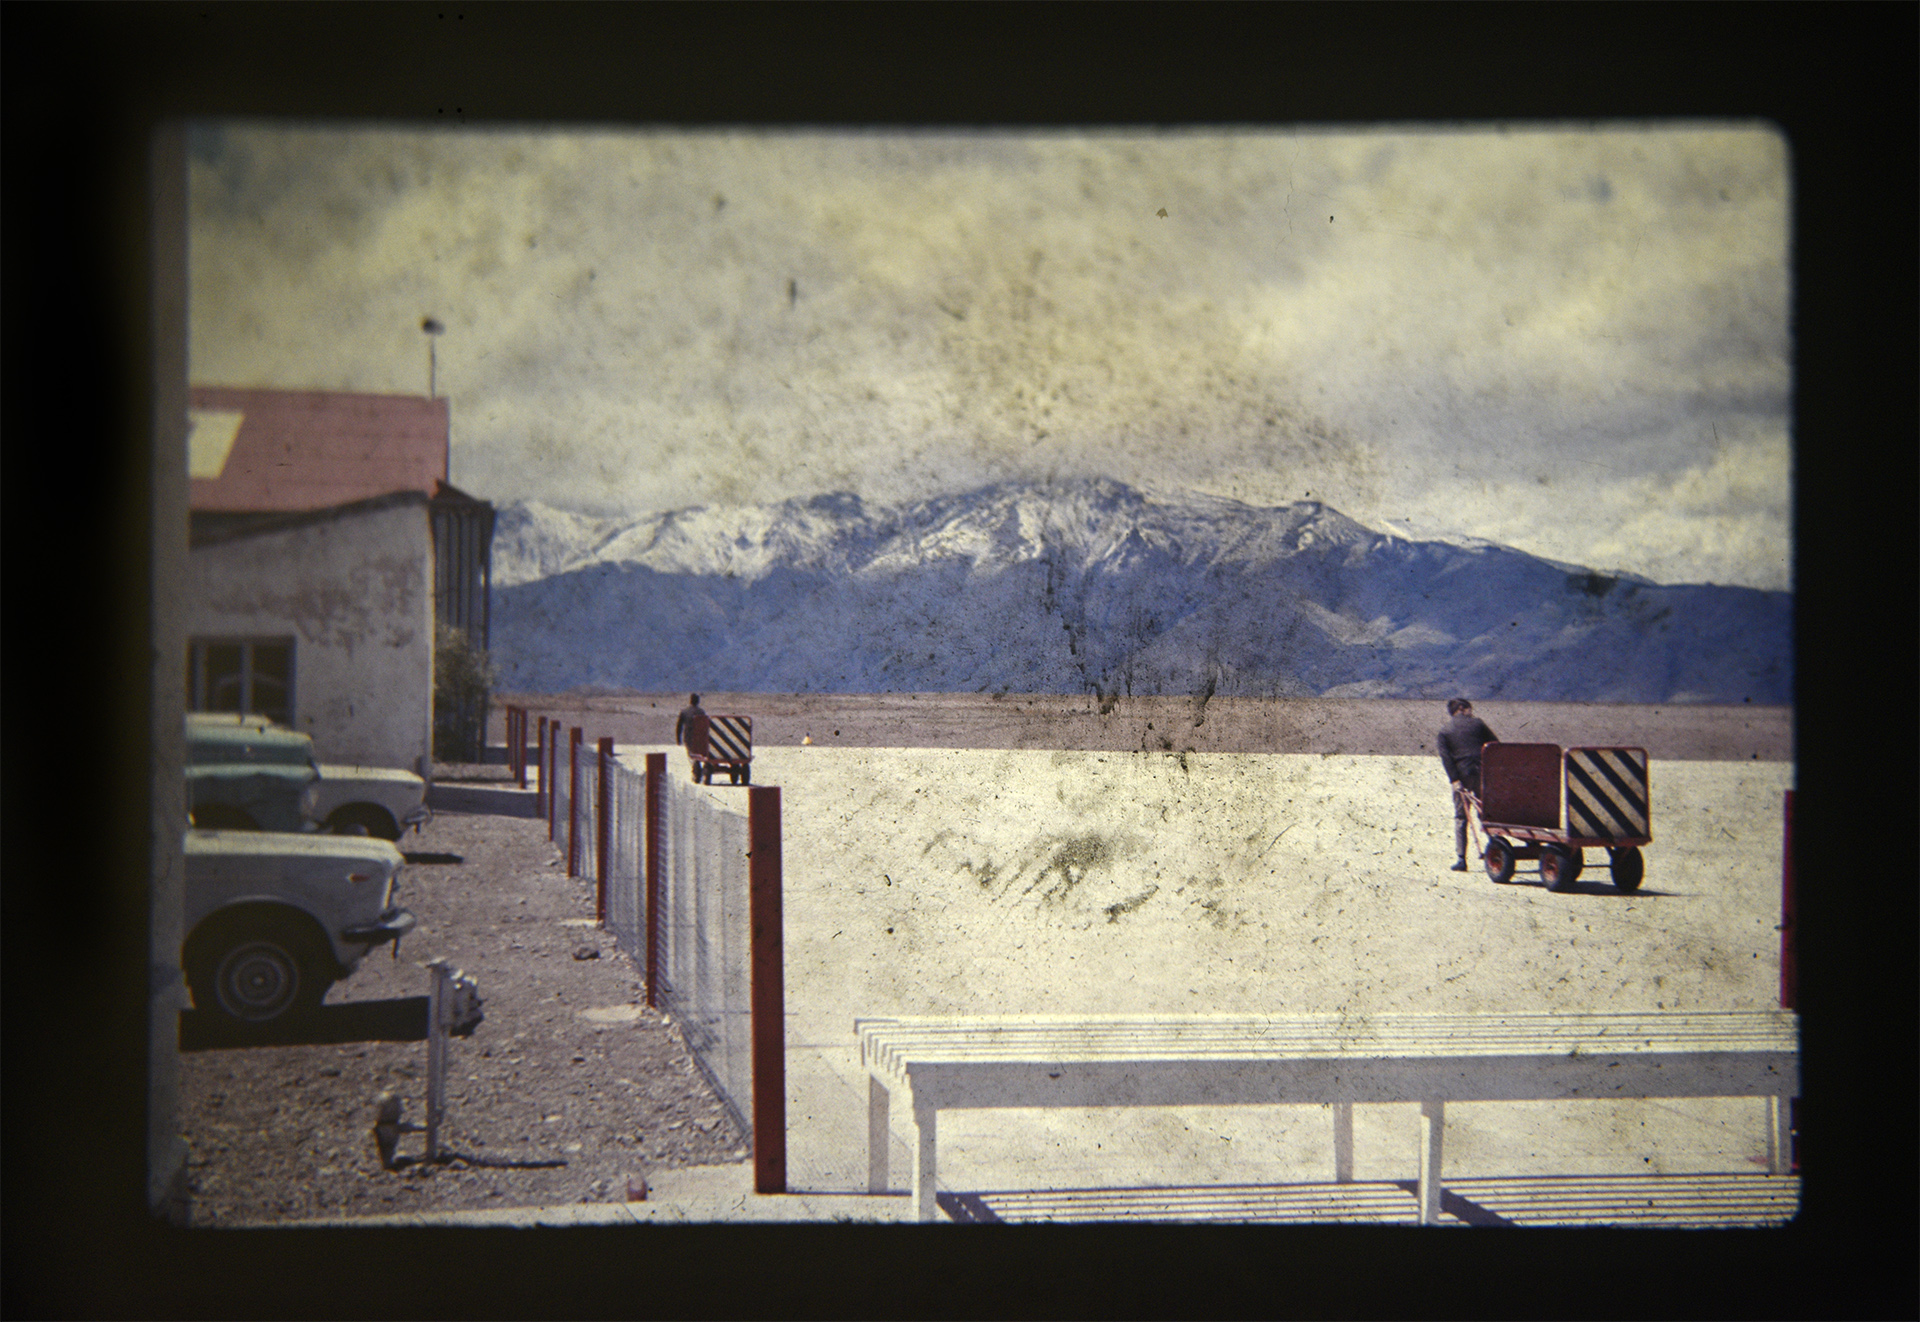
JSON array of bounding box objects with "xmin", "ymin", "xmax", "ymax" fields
[
  {"xmin": 285, "ymin": 744, "xmax": 1791, "ymax": 1227},
  {"xmin": 753, "ymin": 744, "xmax": 1795, "ymax": 1222}
]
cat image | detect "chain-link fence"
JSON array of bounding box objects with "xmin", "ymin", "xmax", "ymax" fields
[
  {"xmin": 658, "ymin": 774, "xmax": 755, "ymax": 1143},
  {"xmin": 602, "ymin": 755, "xmax": 647, "ymax": 970},
  {"xmin": 525, "ymin": 715, "xmax": 762, "ymax": 1152}
]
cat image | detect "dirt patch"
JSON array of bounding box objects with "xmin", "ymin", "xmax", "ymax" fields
[{"xmin": 176, "ymin": 785, "xmax": 745, "ymax": 1226}]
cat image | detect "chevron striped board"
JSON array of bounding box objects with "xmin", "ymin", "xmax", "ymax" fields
[
  {"xmin": 1564, "ymin": 746, "xmax": 1649, "ymax": 842},
  {"xmin": 701, "ymin": 714, "xmax": 753, "ymax": 765}
]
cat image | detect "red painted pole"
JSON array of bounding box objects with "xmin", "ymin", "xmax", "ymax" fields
[
  {"xmin": 568, "ymin": 727, "xmax": 583, "ymax": 878},
  {"xmin": 748, "ymin": 785, "xmax": 786, "ymax": 1194},
  {"xmin": 645, "ymin": 752, "xmax": 665, "ymax": 1008},
  {"xmin": 596, "ymin": 737, "xmax": 613, "ymax": 923},
  {"xmin": 1781, "ymin": 788, "xmax": 1797, "ymax": 1174},
  {"xmin": 514, "ymin": 708, "xmax": 527, "ymax": 788},
  {"xmin": 1780, "ymin": 789, "xmax": 1795, "ymax": 1009}
]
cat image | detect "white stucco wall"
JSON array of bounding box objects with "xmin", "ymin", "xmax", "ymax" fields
[{"xmin": 188, "ymin": 498, "xmax": 434, "ymax": 772}]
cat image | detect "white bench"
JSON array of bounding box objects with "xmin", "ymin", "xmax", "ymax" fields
[{"xmin": 858, "ymin": 1012, "xmax": 1799, "ymax": 1223}]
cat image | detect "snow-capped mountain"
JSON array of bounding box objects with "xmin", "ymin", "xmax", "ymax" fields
[{"xmin": 488, "ymin": 479, "xmax": 1791, "ymax": 703}]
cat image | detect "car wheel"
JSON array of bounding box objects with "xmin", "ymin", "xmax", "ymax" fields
[
  {"xmin": 1608, "ymin": 846, "xmax": 1645, "ymax": 893},
  {"xmin": 328, "ymin": 804, "xmax": 401, "ymax": 840},
  {"xmin": 1484, "ymin": 837, "xmax": 1516, "ymax": 884},
  {"xmin": 1540, "ymin": 845, "xmax": 1575, "ymax": 892},
  {"xmin": 188, "ymin": 915, "xmax": 330, "ymax": 1024},
  {"xmin": 191, "ymin": 804, "xmax": 257, "ymax": 831}
]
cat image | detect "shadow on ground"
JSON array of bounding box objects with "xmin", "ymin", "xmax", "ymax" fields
[
  {"xmin": 427, "ymin": 783, "xmax": 539, "ymax": 817},
  {"xmin": 180, "ymin": 997, "xmax": 430, "ymax": 1051}
]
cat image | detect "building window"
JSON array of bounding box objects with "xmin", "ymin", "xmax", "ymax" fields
[{"xmin": 187, "ymin": 637, "xmax": 295, "ymax": 726}]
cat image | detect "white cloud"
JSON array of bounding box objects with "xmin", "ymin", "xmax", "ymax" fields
[{"xmin": 188, "ymin": 123, "xmax": 1791, "ymax": 589}]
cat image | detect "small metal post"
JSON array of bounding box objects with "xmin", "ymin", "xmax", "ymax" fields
[{"xmin": 425, "ymin": 960, "xmax": 449, "ymax": 1163}]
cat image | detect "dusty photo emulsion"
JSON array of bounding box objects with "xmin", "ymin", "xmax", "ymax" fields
[{"xmin": 164, "ymin": 123, "xmax": 1795, "ymax": 1228}]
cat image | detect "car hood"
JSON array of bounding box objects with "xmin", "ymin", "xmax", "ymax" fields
[
  {"xmin": 317, "ymin": 765, "xmax": 426, "ymax": 787},
  {"xmin": 189, "ymin": 763, "xmax": 318, "ymax": 782},
  {"xmin": 185, "ymin": 828, "xmax": 403, "ymax": 866}
]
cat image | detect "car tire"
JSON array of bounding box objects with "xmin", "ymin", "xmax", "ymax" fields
[
  {"xmin": 190, "ymin": 804, "xmax": 257, "ymax": 831},
  {"xmin": 187, "ymin": 913, "xmax": 332, "ymax": 1025},
  {"xmin": 328, "ymin": 804, "xmax": 401, "ymax": 841}
]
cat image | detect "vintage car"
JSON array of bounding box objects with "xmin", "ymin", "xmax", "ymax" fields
[
  {"xmin": 186, "ymin": 723, "xmax": 321, "ymax": 833},
  {"xmin": 187, "ymin": 714, "xmax": 432, "ymax": 840},
  {"xmin": 183, "ymin": 827, "xmax": 417, "ymax": 1024}
]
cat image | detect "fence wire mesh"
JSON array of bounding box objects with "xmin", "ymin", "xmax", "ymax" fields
[
  {"xmin": 548, "ymin": 736, "xmax": 570, "ymax": 848},
  {"xmin": 603, "ymin": 757, "xmax": 647, "ymax": 962},
  {"xmin": 549, "ymin": 744, "xmax": 756, "ymax": 1145},
  {"xmin": 575, "ymin": 755, "xmax": 599, "ymax": 881},
  {"xmin": 661, "ymin": 774, "xmax": 755, "ymax": 1143}
]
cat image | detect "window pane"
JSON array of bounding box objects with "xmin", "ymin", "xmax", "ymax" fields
[
  {"xmin": 205, "ymin": 643, "xmax": 245, "ymax": 712},
  {"xmin": 250, "ymin": 642, "xmax": 293, "ymax": 725}
]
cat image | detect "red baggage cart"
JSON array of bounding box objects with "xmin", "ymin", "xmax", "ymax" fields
[
  {"xmin": 1463, "ymin": 742, "xmax": 1650, "ymax": 893},
  {"xmin": 686, "ymin": 713, "xmax": 753, "ymax": 785}
]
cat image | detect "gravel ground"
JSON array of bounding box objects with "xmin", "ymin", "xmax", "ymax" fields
[{"xmin": 177, "ymin": 763, "xmax": 747, "ymax": 1226}]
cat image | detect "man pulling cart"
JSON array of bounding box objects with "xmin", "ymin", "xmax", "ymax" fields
[
  {"xmin": 674, "ymin": 693, "xmax": 754, "ymax": 785},
  {"xmin": 1439, "ymin": 699, "xmax": 1650, "ymax": 893}
]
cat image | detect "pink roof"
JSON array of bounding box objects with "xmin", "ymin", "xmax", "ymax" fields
[{"xmin": 188, "ymin": 386, "xmax": 449, "ymax": 512}]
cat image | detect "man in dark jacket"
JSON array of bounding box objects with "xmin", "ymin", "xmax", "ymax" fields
[
  {"xmin": 1438, "ymin": 698, "xmax": 1499, "ymax": 871},
  {"xmin": 675, "ymin": 693, "xmax": 711, "ymax": 779}
]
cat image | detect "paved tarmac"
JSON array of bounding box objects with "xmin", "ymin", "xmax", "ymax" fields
[{"xmin": 270, "ymin": 740, "xmax": 1796, "ymax": 1227}]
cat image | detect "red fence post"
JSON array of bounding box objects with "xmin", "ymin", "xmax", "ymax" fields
[
  {"xmin": 1779, "ymin": 789, "xmax": 1795, "ymax": 1009},
  {"xmin": 645, "ymin": 752, "xmax": 665, "ymax": 1009},
  {"xmin": 748, "ymin": 785, "xmax": 786, "ymax": 1194},
  {"xmin": 596, "ymin": 737, "xmax": 613, "ymax": 923},
  {"xmin": 1781, "ymin": 788, "xmax": 1797, "ymax": 1173},
  {"xmin": 567, "ymin": 727, "xmax": 583, "ymax": 878}
]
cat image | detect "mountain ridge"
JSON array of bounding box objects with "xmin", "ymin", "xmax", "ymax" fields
[{"xmin": 488, "ymin": 480, "xmax": 1791, "ymax": 704}]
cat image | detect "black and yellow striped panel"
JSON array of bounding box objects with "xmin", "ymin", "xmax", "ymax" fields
[
  {"xmin": 1565, "ymin": 747, "xmax": 1648, "ymax": 839},
  {"xmin": 706, "ymin": 715, "xmax": 753, "ymax": 763}
]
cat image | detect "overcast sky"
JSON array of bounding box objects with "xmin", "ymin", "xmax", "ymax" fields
[{"xmin": 188, "ymin": 123, "xmax": 1790, "ymax": 590}]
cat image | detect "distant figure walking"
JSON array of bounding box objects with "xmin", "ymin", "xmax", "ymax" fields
[
  {"xmin": 1438, "ymin": 698, "xmax": 1499, "ymax": 871},
  {"xmin": 675, "ymin": 693, "xmax": 711, "ymax": 781}
]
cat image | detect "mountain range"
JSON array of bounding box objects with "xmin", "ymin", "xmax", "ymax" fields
[{"xmin": 487, "ymin": 478, "xmax": 1791, "ymax": 704}]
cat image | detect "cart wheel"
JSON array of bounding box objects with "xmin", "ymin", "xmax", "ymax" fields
[
  {"xmin": 1608, "ymin": 846, "xmax": 1645, "ymax": 893},
  {"xmin": 729, "ymin": 768, "xmax": 741, "ymax": 785},
  {"xmin": 1484, "ymin": 837, "xmax": 1516, "ymax": 884},
  {"xmin": 1540, "ymin": 844, "xmax": 1575, "ymax": 892},
  {"xmin": 741, "ymin": 765, "xmax": 751, "ymax": 785},
  {"xmin": 1565, "ymin": 847, "xmax": 1584, "ymax": 882}
]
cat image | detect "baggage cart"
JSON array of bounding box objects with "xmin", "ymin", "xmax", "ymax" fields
[
  {"xmin": 686, "ymin": 713, "xmax": 753, "ymax": 785},
  {"xmin": 1464, "ymin": 743, "xmax": 1650, "ymax": 892}
]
